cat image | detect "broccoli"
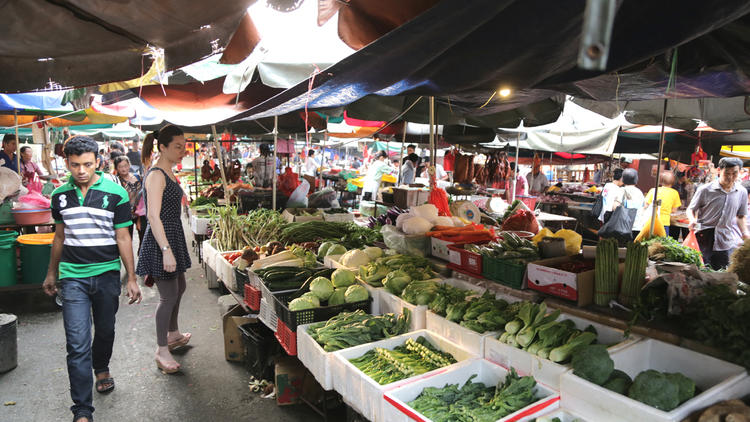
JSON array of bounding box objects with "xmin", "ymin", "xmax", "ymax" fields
[
  {"xmin": 602, "ymin": 369, "xmax": 632, "ymax": 395},
  {"xmin": 628, "ymin": 370, "xmax": 681, "ymax": 411},
  {"xmin": 570, "ymin": 344, "xmax": 614, "ymax": 385},
  {"xmin": 664, "ymin": 372, "xmax": 696, "ymax": 404}
]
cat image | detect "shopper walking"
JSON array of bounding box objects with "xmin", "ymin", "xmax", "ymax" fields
[
  {"xmin": 42, "ymin": 135, "xmax": 142, "ymax": 422},
  {"xmin": 599, "ymin": 168, "xmax": 624, "ymax": 223},
  {"xmin": 114, "ymin": 155, "xmax": 146, "ymax": 250},
  {"xmin": 644, "ymin": 171, "xmax": 682, "ymax": 237},
  {"xmin": 136, "ymin": 125, "xmax": 192, "ymax": 374},
  {"xmin": 687, "ymin": 157, "xmax": 750, "ymax": 270}
]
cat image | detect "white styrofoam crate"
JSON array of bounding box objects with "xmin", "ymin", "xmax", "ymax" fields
[
  {"xmin": 533, "ymin": 408, "xmax": 590, "ymax": 422},
  {"xmin": 322, "ymin": 211, "xmax": 355, "ymax": 222},
  {"xmin": 425, "ymin": 290, "xmax": 523, "ymax": 356},
  {"xmin": 190, "ymin": 215, "xmax": 214, "ymax": 235},
  {"xmin": 205, "ymin": 265, "xmax": 219, "ymax": 289},
  {"xmin": 202, "ymin": 240, "xmax": 218, "ymax": 271},
  {"xmin": 297, "ymin": 323, "xmax": 334, "ymax": 391},
  {"xmin": 258, "ymin": 298, "xmax": 277, "ymax": 332},
  {"xmin": 215, "ymin": 251, "xmax": 240, "ymax": 291},
  {"xmin": 383, "ymin": 358, "xmax": 560, "ymax": 422},
  {"xmin": 560, "ymin": 338, "xmax": 749, "ymax": 422},
  {"xmin": 430, "ymin": 237, "xmax": 453, "ymax": 261},
  {"xmin": 357, "ymin": 280, "xmax": 381, "ymax": 315},
  {"xmin": 331, "ymin": 329, "xmax": 478, "ymax": 422},
  {"xmin": 484, "ymin": 312, "xmax": 641, "ymax": 389}
]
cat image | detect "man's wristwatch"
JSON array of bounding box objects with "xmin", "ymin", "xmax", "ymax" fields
[{"xmin": 161, "ymin": 245, "xmax": 171, "ymax": 251}]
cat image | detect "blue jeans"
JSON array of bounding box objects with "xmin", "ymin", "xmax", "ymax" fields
[{"xmin": 60, "ymin": 271, "xmax": 121, "ymax": 420}]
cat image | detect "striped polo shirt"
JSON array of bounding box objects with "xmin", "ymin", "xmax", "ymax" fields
[{"xmin": 50, "ymin": 172, "xmax": 133, "ymax": 279}]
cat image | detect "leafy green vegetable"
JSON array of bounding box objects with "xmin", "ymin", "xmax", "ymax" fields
[
  {"xmin": 344, "ymin": 284, "xmax": 369, "ymax": 303},
  {"xmin": 309, "ymin": 277, "xmax": 334, "ymax": 301},
  {"xmin": 331, "ymin": 269, "xmax": 356, "ymax": 288},
  {"xmin": 548, "ymin": 331, "xmax": 597, "ymax": 363},
  {"xmin": 602, "ymin": 370, "xmax": 632, "ymax": 395},
  {"xmin": 628, "ymin": 370, "xmax": 681, "ymax": 411},
  {"xmin": 308, "ymin": 309, "xmax": 410, "ymax": 352},
  {"xmin": 641, "ymin": 236, "xmax": 703, "ymax": 267},
  {"xmin": 570, "ymin": 344, "xmax": 614, "ymax": 385},
  {"xmin": 664, "ymin": 372, "xmax": 696, "ymax": 405}
]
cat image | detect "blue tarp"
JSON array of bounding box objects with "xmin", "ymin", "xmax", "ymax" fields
[
  {"xmin": 0, "ymin": 91, "xmax": 72, "ymax": 113},
  {"xmin": 226, "ymin": 0, "xmax": 750, "ymax": 125}
]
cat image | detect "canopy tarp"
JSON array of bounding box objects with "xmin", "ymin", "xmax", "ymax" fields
[{"xmin": 226, "ymin": 0, "xmax": 750, "ymax": 124}]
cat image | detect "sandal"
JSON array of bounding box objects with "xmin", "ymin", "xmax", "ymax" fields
[
  {"xmin": 167, "ymin": 332, "xmax": 192, "ymax": 351},
  {"xmin": 155, "ymin": 357, "xmax": 180, "ymax": 374},
  {"xmin": 95, "ymin": 376, "xmax": 115, "ymax": 394}
]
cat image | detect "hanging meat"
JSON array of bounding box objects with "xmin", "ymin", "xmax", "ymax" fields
[{"xmin": 200, "ymin": 160, "xmax": 213, "ymax": 181}]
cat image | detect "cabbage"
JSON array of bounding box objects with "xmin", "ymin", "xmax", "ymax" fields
[
  {"xmin": 301, "ymin": 292, "xmax": 321, "ymax": 307},
  {"xmin": 363, "ymin": 246, "xmax": 383, "ymax": 260},
  {"xmin": 433, "ymin": 216, "xmax": 454, "ymax": 227},
  {"xmin": 326, "ymin": 244, "xmax": 347, "ymax": 257},
  {"xmin": 318, "ymin": 241, "xmax": 335, "ymax": 259},
  {"xmin": 344, "ymin": 284, "xmax": 369, "ymax": 303},
  {"xmin": 396, "ymin": 213, "xmax": 414, "ymax": 230},
  {"xmin": 341, "ymin": 249, "xmax": 370, "ymax": 268},
  {"xmin": 309, "ymin": 277, "xmax": 334, "ymax": 301},
  {"xmin": 411, "ymin": 204, "xmax": 439, "ymax": 222},
  {"xmin": 289, "ymin": 297, "xmax": 317, "ymax": 311},
  {"xmin": 402, "ymin": 216, "xmax": 433, "ymax": 235},
  {"xmin": 331, "ymin": 269, "xmax": 356, "ymax": 288},
  {"xmin": 328, "ymin": 288, "xmax": 346, "ymax": 305}
]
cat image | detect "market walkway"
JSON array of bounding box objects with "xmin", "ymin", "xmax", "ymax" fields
[{"xmin": 0, "ymin": 242, "xmax": 317, "ymax": 421}]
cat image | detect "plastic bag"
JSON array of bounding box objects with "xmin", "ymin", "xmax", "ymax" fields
[
  {"xmin": 552, "ymin": 229, "xmax": 583, "ymax": 255},
  {"xmin": 278, "ymin": 167, "xmax": 300, "ymax": 197},
  {"xmin": 381, "ymin": 224, "xmax": 430, "ymax": 256},
  {"xmin": 682, "ymin": 230, "xmax": 704, "ymax": 265},
  {"xmin": 633, "ymin": 203, "xmax": 659, "ymax": 234},
  {"xmin": 16, "ymin": 191, "xmax": 51, "ymax": 209},
  {"xmin": 599, "ymin": 205, "xmax": 637, "ymax": 242},
  {"xmin": 287, "ymin": 180, "xmax": 310, "ymax": 208}
]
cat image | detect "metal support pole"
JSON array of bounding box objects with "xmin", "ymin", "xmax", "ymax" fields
[
  {"xmin": 14, "ymin": 109, "xmax": 20, "ymax": 174},
  {"xmin": 512, "ymin": 131, "xmax": 521, "ymax": 202},
  {"xmin": 193, "ymin": 144, "xmax": 198, "ymax": 199},
  {"xmin": 649, "ymin": 99, "xmax": 669, "ymax": 236},
  {"xmin": 272, "ymin": 115, "xmax": 278, "ymax": 210},
  {"xmin": 428, "ymin": 97, "xmax": 435, "ymax": 183},
  {"xmin": 397, "ymin": 127, "xmax": 407, "ymax": 185},
  {"xmin": 319, "ymin": 116, "xmax": 328, "ymax": 192},
  {"xmin": 210, "ymin": 125, "xmax": 230, "ymax": 202}
]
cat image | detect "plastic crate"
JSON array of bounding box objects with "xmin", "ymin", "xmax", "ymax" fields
[
  {"xmin": 238, "ymin": 321, "xmax": 278, "ymax": 381},
  {"xmin": 272, "ymin": 291, "xmax": 372, "ymax": 331},
  {"xmin": 259, "ymin": 298, "xmax": 278, "ymax": 332},
  {"xmin": 446, "ymin": 243, "xmax": 486, "ymax": 276},
  {"xmin": 275, "ymin": 320, "xmax": 298, "ymax": 356},
  {"xmin": 483, "ymin": 256, "xmax": 527, "ymax": 289},
  {"xmin": 244, "ymin": 284, "xmax": 261, "ymax": 311},
  {"xmin": 234, "ymin": 268, "xmax": 248, "ymax": 295}
]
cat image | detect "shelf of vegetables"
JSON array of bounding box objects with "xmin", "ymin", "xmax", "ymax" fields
[
  {"xmin": 382, "ymin": 358, "xmax": 559, "ymax": 422},
  {"xmin": 331, "ymin": 330, "xmax": 478, "ymax": 422},
  {"xmin": 559, "ymin": 339, "xmax": 749, "ymax": 422}
]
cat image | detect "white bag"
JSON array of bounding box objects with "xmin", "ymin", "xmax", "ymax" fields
[
  {"xmin": 633, "ymin": 202, "xmax": 660, "ymax": 232},
  {"xmin": 287, "ymin": 179, "xmax": 310, "ymax": 208}
]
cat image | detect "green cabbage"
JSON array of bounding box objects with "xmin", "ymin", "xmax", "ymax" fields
[
  {"xmin": 318, "ymin": 241, "xmax": 335, "ymax": 259},
  {"xmin": 301, "ymin": 292, "xmax": 321, "ymax": 307},
  {"xmin": 310, "ymin": 277, "xmax": 334, "ymax": 301},
  {"xmin": 344, "ymin": 285, "xmax": 369, "ymax": 303},
  {"xmin": 329, "ymin": 288, "xmax": 347, "ymax": 306},
  {"xmin": 363, "ymin": 246, "xmax": 383, "ymax": 260},
  {"xmin": 326, "ymin": 244, "xmax": 347, "ymax": 257},
  {"xmin": 289, "ymin": 297, "xmax": 317, "ymax": 311},
  {"xmin": 331, "ymin": 269, "xmax": 356, "ymax": 288},
  {"xmin": 340, "ymin": 249, "xmax": 370, "ymax": 267}
]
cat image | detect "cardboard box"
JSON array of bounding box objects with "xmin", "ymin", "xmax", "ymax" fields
[
  {"xmin": 222, "ymin": 305, "xmax": 255, "ymax": 362},
  {"xmin": 275, "ymin": 356, "xmax": 307, "ymax": 405},
  {"xmin": 281, "ymin": 208, "xmax": 323, "ymax": 223},
  {"xmin": 527, "ymin": 255, "xmax": 623, "ymax": 307}
]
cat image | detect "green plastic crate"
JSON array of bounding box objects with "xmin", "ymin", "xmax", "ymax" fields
[{"xmin": 482, "ymin": 256, "xmax": 526, "ymax": 289}]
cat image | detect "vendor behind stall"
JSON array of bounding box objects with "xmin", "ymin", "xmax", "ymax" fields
[
  {"xmin": 251, "ymin": 143, "xmax": 275, "ymax": 189},
  {"xmin": 419, "ymin": 156, "xmax": 448, "ymax": 181},
  {"xmin": 362, "ymin": 151, "xmax": 394, "ymax": 201},
  {"xmin": 0, "ymin": 134, "xmax": 18, "ymax": 173},
  {"xmin": 527, "ymin": 162, "xmax": 549, "ymax": 195},
  {"xmin": 19, "ymin": 145, "xmax": 51, "ymax": 186},
  {"xmin": 687, "ymin": 157, "xmax": 750, "ymax": 270}
]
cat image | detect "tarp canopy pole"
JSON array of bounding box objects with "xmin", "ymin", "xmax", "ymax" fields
[
  {"xmin": 429, "ymin": 97, "xmax": 435, "ymax": 179},
  {"xmin": 649, "ymin": 99, "xmax": 669, "ymax": 236},
  {"xmin": 211, "ymin": 124, "xmax": 229, "ymax": 202},
  {"xmin": 319, "ymin": 116, "xmax": 328, "ymax": 193},
  {"xmin": 14, "ymin": 109, "xmax": 19, "ymax": 174},
  {"xmin": 513, "ymin": 129, "xmax": 521, "ymax": 202},
  {"xmin": 272, "ymin": 115, "xmax": 278, "ymax": 210},
  {"xmin": 397, "ymin": 127, "xmax": 407, "ymax": 184}
]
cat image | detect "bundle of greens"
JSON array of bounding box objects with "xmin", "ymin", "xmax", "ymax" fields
[
  {"xmin": 619, "ymin": 242, "xmax": 649, "ymax": 306},
  {"xmin": 408, "ymin": 368, "xmax": 539, "ymax": 422},
  {"xmin": 445, "ymin": 292, "xmax": 518, "ymax": 333},
  {"xmin": 594, "ymin": 238, "xmax": 619, "ymax": 306},
  {"xmin": 190, "ymin": 196, "xmax": 218, "ymax": 208},
  {"xmin": 243, "ymin": 208, "xmax": 287, "ymax": 248},
  {"xmin": 359, "ymin": 254, "xmax": 433, "ymax": 287},
  {"xmin": 307, "ymin": 309, "xmax": 410, "ymax": 352},
  {"xmin": 348, "ymin": 336, "xmax": 456, "ymax": 385},
  {"xmin": 641, "ymin": 236, "xmax": 703, "ymax": 267},
  {"xmin": 468, "ymin": 232, "xmax": 540, "ymax": 263},
  {"xmin": 281, "ymin": 221, "xmax": 382, "ymax": 248}
]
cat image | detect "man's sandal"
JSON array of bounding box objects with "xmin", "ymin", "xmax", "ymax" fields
[
  {"xmin": 95, "ymin": 377, "xmax": 114, "ymax": 394},
  {"xmin": 167, "ymin": 332, "xmax": 192, "ymax": 351}
]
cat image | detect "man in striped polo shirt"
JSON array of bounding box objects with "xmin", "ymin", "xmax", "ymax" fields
[{"xmin": 42, "ymin": 136, "xmax": 142, "ymax": 422}]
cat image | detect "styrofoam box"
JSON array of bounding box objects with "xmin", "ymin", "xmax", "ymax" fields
[
  {"xmin": 560, "ymin": 338, "xmax": 749, "ymax": 422},
  {"xmin": 430, "ymin": 237, "xmax": 453, "ymax": 261},
  {"xmin": 190, "ymin": 215, "xmax": 214, "ymax": 235},
  {"xmin": 322, "ymin": 211, "xmax": 355, "ymax": 222},
  {"xmin": 532, "ymin": 408, "xmax": 590, "ymax": 422},
  {"xmin": 202, "ymin": 240, "xmax": 218, "ymax": 271},
  {"xmin": 378, "ymin": 277, "xmax": 479, "ymax": 332},
  {"xmin": 383, "ymin": 358, "xmax": 560, "ymax": 422},
  {"xmin": 331, "ymin": 329, "xmax": 478, "ymax": 422},
  {"xmin": 426, "ymin": 291, "xmax": 522, "ymax": 356},
  {"xmin": 357, "ymin": 280, "xmax": 381, "ymax": 315},
  {"xmin": 215, "ymin": 251, "xmax": 240, "ymax": 291},
  {"xmin": 297, "ymin": 323, "xmax": 334, "ymax": 390},
  {"xmin": 324, "ymin": 254, "xmax": 356, "ymax": 271},
  {"xmin": 258, "ymin": 298, "xmax": 277, "ymax": 332},
  {"xmin": 484, "ymin": 312, "xmax": 641, "ymax": 389}
]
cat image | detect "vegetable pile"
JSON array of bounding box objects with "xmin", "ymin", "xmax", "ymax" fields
[
  {"xmin": 425, "ymin": 224, "xmax": 496, "ymax": 244},
  {"xmin": 286, "ymin": 270, "xmax": 370, "ymax": 311},
  {"xmin": 408, "ymin": 368, "xmax": 540, "ymax": 422},
  {"xmin": 348, "ymin": 336, "xmax": 456, "ymax": 385},
  {"xmin": 209, "ymin": 207, "xmax": 286, "ymax": 250},
  {"xmin": 641, "ymin": 236, "xmax": 703, "ymax": 267},
  {"xmin": 571, "ymin": 345, "xmax": 697, "ymax": 412},
  {"xmin": 307, "ymin": 309, "xmax": 411, "ymax": 352},
  {"xmin": 281, "ymin": 221, "xmax": 382, "ymax": 249},
  {"xmin": 619, "ymin": 242, "xmax": 648, "ymax": 306},
  {"xmin": 359, "ymin": 254, "xmax": 433, "ymax": 288},
  {"xmin": 446, "ymin": 292, "xmax": 519, "ymax": 333},
  {"xmin": 501, "ymin": 208, "xmax": 539, "ymax": 234},
  {"xmin": 466, "ymin": 232, "xmax": 539, "ymax": 263},
  {"xmin": 255, "ymin": 267, "xmax": 333, "ymax": 292}
]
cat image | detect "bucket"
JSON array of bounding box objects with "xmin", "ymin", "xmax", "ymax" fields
[
  {"xmin": 0, "ymin": 242, "xmax": 17, "ymax": 287},
  {"xmin": 11, "ymin": 208, "xmax": 52, "ymax": 226},
  {"xmin": 0, "ymin": 314, "xmax": 18, "ymax": 373},
  {"xmin": 0, "ymin": 201, "xmax": 14, "ymax": 225},
  {"xmin": 18, "ymin": 234, "xmax": 53, "ymax": 284}
]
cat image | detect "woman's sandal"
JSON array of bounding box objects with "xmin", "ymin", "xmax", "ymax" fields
[
  {"xmin": 95, "ymin": 377, "xmax": 114, "ymax": 394},
  {"xmin": 155, "ymin": 357, "xmax": 180, "ymax": 374},
  {"xmin": 167, "ymin": 332, "xmax": 192, "ymax": 351}
]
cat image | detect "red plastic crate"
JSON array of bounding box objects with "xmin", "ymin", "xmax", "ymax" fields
[
  {"xmin": 244, "ymin": 284, "xmax": 261, "ymax": 311},
  {"xmin": 446, "ymin": 242, "xmax": 486, "ymax": 276},
  {"xmin": 274, "ymin": 320, "xmax": 297, "ymax": 356}
]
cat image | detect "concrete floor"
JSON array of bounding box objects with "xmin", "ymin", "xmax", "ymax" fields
[{"xmin": 0, "ymin": 242, "xmax": 324, "ymax": 421}]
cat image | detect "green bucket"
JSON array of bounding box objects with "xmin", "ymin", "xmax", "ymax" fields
[
  {"xmin": 0, "ymin": 202, "xmax": 13, "ymax": 226},
  {"xmin": 19, "ymin": 243, "xmax": 51, "ymax": 285},
  {"xmin": 0, "ymin": 243, "xmax": 17, "ymax": 287}
]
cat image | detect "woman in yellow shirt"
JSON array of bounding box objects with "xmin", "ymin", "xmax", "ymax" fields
[{"xmin": 644, "ymin": 171, "xmax": 682, "ymax": 237}]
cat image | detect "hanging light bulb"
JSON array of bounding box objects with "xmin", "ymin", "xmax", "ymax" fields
[{"xmin": 498, "ymin": 88, "xmax": 512, "ymax": 98}]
